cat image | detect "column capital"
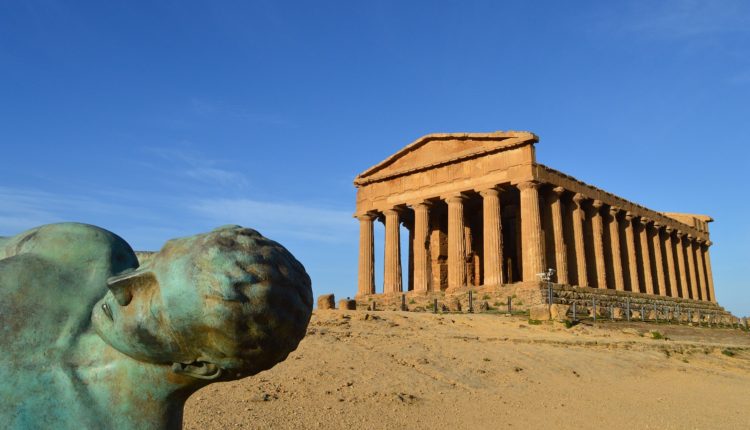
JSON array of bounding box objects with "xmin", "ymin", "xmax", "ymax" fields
[
  {"xmin": 552, "ymin": 186, "xmax": 566, "ymax": 196},
  {"xmin": 609, "ymin": 205, "xmax": 621, "ymax": 215},
  {"xmin": 592, "ymin": 200, "xmax": 604, "ymax": 209},
  {"xmin": 687, "ymin": 234, "xmax": 695, "ymax": 241},
  {"xmin": 409, "ymin": 200, "xmax": 433, "ymax": 210},
  {"xmin": 517, "ymin": 180, "xmax": 541, "ymax": 191},
  {"xmin": 705, "ymin": 240, "xmax": 713, "ymax": 247},
  {"xmin": 443, "ymin": 193, "xmax": 468, "ymax": 203},
  {"xmin": 383, "ymin": 207, "xmax": 404, "ymax": 216},
  {"xmin": 624, "ymin": 211, "xmax": 635, "ymax": 221},
  {"xmin": 640, "ymin": 216, "xmax": 652, "ymax": 225},
  {"xmin": 356, "ymin": 212, "xmax": 377, "ymax": 221},
  {"xmin": 479, "ymin": 187, "xmax": 501, "ymax": 198},
  {"xmin": 572, "ymin": 193, "xmax": 586, "ymax": 204},
  {"xmin": 665, "ymin": 226, "xmax": 673, "ymax": 233},
  {"xmin": 653, "ymin": 222, "xmax": 663, "ymax": 230}
]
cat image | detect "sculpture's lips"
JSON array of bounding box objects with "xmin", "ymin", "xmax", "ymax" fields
[{"xmin": 102, "ymin": 302, "xmax": 113, "ymax": 321}]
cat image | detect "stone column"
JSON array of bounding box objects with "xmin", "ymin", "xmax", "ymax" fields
[
  {"xmin": 651, "ymin": 223, "xmax": 667, "ymax": 297},
  {"xmin": 383, "ymin": 208, "xmax": 402, "ymax": 294},
  {"xmin": 703, "ymin": 241, "xmax": 716, "ymax": 303},
  {"xmin": 357, "ymin": 213, "xmax": 376, "ymax": 296},
  {"xmin": 591, "ymin": 200, "xmax": 607, "ymax": 289},
  {"xmin": 608, "ymin": 207, "xmax": 625, "ymax": 291},
  {"xmin": 675, "ymin": 232, "xmax": 689, "ymax": 299},
  {"xmin": 686, "ymin": 234, "xmax": 699, "ymax": 300},
  {"xmin": 550, "ymin": 187, "xmax": 569, "ymax": 284},
  {"xmin": 518, "ymin": 181, "xmax": 545, "ymax": 282},
  {"xmin": 480, "ymin": 188, "xmax": 504, "ymax": 286},
  {"xmin": 695, "ymin": 238, "xmax": 708, "ymax": 302},
  {"xmin": 624, "ymin": 212, "xmax": 640, "ymax": 292},
  {"xmin": 638, "ymin": 217, "xmax": 654, "ymax": 295},
  {"xmin": 412, "ymin": 202, "xmax": 431, "ymax": 293},
  {"xmin": 572, "ymin": 193, "xmax": 588, "ymax": 287},
  {"xmin": 664, "ymin": 227, "xmax": 679, "ymax": 298},
  {"xmin": 446, "ymin": 194, "xmax": 467, "ymax": 290}
]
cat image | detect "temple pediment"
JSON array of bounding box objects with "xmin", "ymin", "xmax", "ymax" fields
[{"xmin": 354, "ymin": 131, "xmax": 538, "ymax": 186}]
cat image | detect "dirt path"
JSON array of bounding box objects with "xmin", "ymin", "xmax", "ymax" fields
[{"xmin": 184, "ymin": 311, "xmax": 750, "ymax": 429}]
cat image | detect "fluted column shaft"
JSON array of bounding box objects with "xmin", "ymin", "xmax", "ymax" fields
[
  {"xmin": 357, "ymin": 214, "xmax": 376, "ymax": 295},
  {"xmin": 608, "ymin": 207, "xmax": 625, "ymax": 291},
  {"xmin": 447, "ymin": 195, "xmax": 466, "ymax": 290},
  {"xmin": 383, "ymin": 209, "xmax": 402, "ymax": 294},
  {"xmin": 675, "ymin": 233, "xmax": 689, "ymax": 298},
  {"xmin": 412, "ymin": 202, "xmax": 431, "ymax": 293},
  {"xmin": 572, "ymin": 193, "xmax": 588, "ymax": 287},
  {"xmin": 703, "ymin": 242, "xmax": 716, "ymax": 303},
  {"xmin": 624, "ymin": 213, "xmax": 640, "ymax": 292},
  {"xmin": 519, "ymin": 181, "xmax": 544, "ymax": 282},
  {"xmin": 652, "ymin": 223, "xmax": 667, "ymax": 297},
  {"xmin": 664, "ymin": 228, "xmax": 679, "ymax": 298},
  {"xmin": 695, "ymin": 239, "xmax": 708, "ymax": 302},
  {"xmin": 550, "ymin": 187, "xmax": 569, "ymax": 284},
  {"xmin": 638, "ymin": 218, "xmax": 654, "ymax": 295},
  {"xmin": 686, "ymin": 235, "xmax": 699, "ymax": 300},
  {"xmin": 591, "ymin": 200, "xmax": 607, "ymax": 289},
  {"xmin": 481, "ymin": 188, "xmax": 504, "ymax": 286}
]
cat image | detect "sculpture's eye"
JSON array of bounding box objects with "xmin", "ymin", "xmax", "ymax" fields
[{"xmin": 106, "ymin": 271, "xmax": 158, "ymax": 306}]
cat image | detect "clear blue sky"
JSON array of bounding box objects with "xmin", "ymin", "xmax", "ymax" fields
[{"xmin": 1, "ymin": 1, "xmax": 748, "ymax": 315}]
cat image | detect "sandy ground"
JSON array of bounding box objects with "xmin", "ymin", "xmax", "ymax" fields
[{"xmin": 184, "ymin": 311, "xmax": 750, "ymax": 430}]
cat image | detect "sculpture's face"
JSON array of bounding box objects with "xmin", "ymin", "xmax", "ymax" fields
[{"xmin": 91, "ymin": 259, "xmax": 200, "ymax": 364}]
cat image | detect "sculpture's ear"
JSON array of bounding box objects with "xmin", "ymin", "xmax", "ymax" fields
[
  {"xmin": 106, "ymin": 270, "xmax": 158, "ymax": 306},
  {"xmin": 171, "ymin": 361, "xmax": 223, "ymax": 380}
]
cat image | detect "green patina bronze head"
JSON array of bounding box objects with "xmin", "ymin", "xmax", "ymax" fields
[
  {"xmin": 92, "ymin": 225, "xmax": 313, "ymax": 380},
  {"xmin": 0, "ymin": 222, "xmax": 313, "ymax": 429}
]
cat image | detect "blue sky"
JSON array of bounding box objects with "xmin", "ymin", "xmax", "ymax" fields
[{"xmin": 1, "ymin": 1, "xmax": 748, "ymax": 315}]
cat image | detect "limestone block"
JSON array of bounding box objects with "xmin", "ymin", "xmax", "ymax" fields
[
  {"xmin": 479, "ymin": 301, "xmax": 490, "ymax": 312},
  {"xmin": 317, "ymin": 294, "xmax": 335, "ymax": 310},
  {"xmin": 448, "ymin": 298, "xmax": 462, "ymax": 312},
  {"xmin": 550, "ymin": 304, "xmax": 570, "ymax": 321},
  {"xmin": 631, "ymin": 310, "xmax": 642, "ymax": 320},
  {"xmin": 647, "ymin": 310, "xmax": 657, "ymax": 320},
  {"xmin": 530, "ymin": 305, "xmax": 551, "ymax": 321},
  {"xmin": 612, "ymin": 307, "xmax": 624, "ymax": 320},
  {"xmin": 338, "ymin": 299, "xmax": 357, "ymax": 310}
]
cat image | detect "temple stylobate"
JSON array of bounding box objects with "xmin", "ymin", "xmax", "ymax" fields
[{"xmin": 353, "ymin": 131, "xmax": 717, "ymax": 304}]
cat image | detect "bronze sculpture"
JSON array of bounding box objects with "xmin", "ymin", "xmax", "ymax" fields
[{"xmin": 0, "ymin": 223, "xmax": 313, "ymax": 429}]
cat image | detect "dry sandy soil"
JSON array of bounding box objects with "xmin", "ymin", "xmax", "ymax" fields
[{"xmin": 184, "ymin": 310, "xmax": 750, "ymax": 430}]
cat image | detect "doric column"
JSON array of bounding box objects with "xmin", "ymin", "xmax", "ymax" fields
[
  {"xmin": 383, "ymin": 208, "xmax": 402, "ymax": 294},
  {"xmin": 624, "ymin": 212, "xmax": 640, "ymax": 292},
  {"xmin": 480, "ymin": 188, "xmax": 504, "ymax": 286},
  {"xmin": 664, "ymin": 227, "xmax": 679, "ymax": 298},
  {"xmin": 446, "ymin": 194, "xmax": 467, "ymax": 290},
  {"xmin": 638, "ymin": 217, "xmax": 654, "ymax": 295},
  {"xmin": 703, "ymin": 241, "xmax": 716, "ymax": 303},
  {"xmin": 518, "ymin": 181, "xmax": 545, "ymax": 282},
  {"xmin": 608, "ymin": 206, "xmax": 625, "ymax": 291},
  {"xmin": 572, "ymin": 193, "xmax": 588, "ymax": 287},
  {"xmin": 675, "ymin": 232, "xmax": 689, "ymax": 298},
  {"xmin": 357, "ymin": 213, "xmax": 376, "ymax": 296},
  {"xmin": 550, "ymin": 187, "xmax": 568, "ymax": 284},
  {"xmin": 695, "ymin": 238, "xmax": 708, "ymax": 302},
  {"xmin": 412, "ymin": 201, "xmax": 432, "ymax": 293},
  {"xmin": 686, "ymin": 234, "xmax": 699, "ymax": 300},
  {"xmin": 651, "ymin": 223, "xmax": 667, "ymax": 297},
  {"xmin": 591, "ymin": 200, "xmax": 607, "ymax": 289}
]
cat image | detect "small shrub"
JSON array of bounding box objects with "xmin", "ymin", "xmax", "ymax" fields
[
  {"xmin": 651, "ymin": 331, "xmax": 664, "ymax": 340},
  {"xmin": 493, "ymin": 301, "xmax": 502, "ymax": 307},
  {"xmin": 515, "ymin": 300, "xmax": 524, "ymax": 306},
  {"xmin": 722, "ymin": 349, "xmax": 736, "ymax": 357},
  {"xmin": 483, "ymin": 357, "xmax": 491, "ymax": 362},
  {"xmin": 482, "ymin": 294, "xmax": 491, "ymax": 300},
  {"xmin": 528, "ymin": 319, "xmax": 542, "ymax": 325},
  {"xmin": 409, "ymin": 299, "xmax": 416, "ymax": 304}
]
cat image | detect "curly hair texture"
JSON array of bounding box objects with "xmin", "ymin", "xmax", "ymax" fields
[{"xmin": 152, "ymin": 225, "xmax": 313, "ymax": 379}]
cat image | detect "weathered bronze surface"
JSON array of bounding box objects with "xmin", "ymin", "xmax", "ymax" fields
[{"xmin": 0, "ymin": 223, "xmax": 313, "ymax": 429}]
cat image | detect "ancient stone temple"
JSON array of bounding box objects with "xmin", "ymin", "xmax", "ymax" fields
[{"xmin": 353, "ymin": 131, "xmax": 717, "ymax": 305}]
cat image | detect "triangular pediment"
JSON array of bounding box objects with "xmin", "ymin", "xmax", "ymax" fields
[{"xmin": 354, "ymin": 131, "xmax": 538, "ymax": 185}]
